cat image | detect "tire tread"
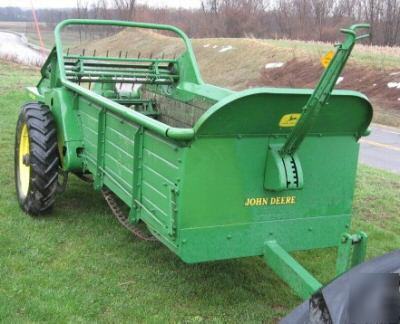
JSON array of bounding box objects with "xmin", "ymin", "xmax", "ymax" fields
[{"xmin": 15, "ymin": 102, "xmax": 59, "ymax": 215}]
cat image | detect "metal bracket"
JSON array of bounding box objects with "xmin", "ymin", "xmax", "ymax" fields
[
  {"xmin": 94, "ymin": 106, "xmax": 106, "ymax": 190},
  {"xmin": 264, "ymin": 144, "xmax": 303, "ymax": 191},
  {"xmin": 167, "ymin": 185, "xmax": 178, "ymax": 238},
  {"xmin": 263, "ymin": 240, "xmax": 322, "ymax": 300},
  {"xmin": 336, "ymin": 231, "xmax": 368, "ymax": 276},
  {"xmin": 130, "ymin": 126, "xmax": 145, "ymax": 223}
]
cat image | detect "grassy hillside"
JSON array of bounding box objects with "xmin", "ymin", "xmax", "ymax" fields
[
  {"xmin": 1, "ymin": 21, "xmax": 399, "ymax": 125},
  {"xmin": 0, "ymin": 60, "xmax": 399, "ymax": 322},
  {"xmin": 70, "ymin": 28, "xmax": 400, "ymax": 127}
]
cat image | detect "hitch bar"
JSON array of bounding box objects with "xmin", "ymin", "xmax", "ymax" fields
[{"xmin": 263, "ymin": 231, "xmax": 368, "ymax": 300}]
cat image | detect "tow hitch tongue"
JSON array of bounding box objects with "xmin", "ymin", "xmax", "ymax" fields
[
  {"xmin": 264, "ymin": 24, "xmax": 370, "ymax": 192},
  {"xmin": 263, "ymin": 24, "xmax": 371, "ymax": 300}
]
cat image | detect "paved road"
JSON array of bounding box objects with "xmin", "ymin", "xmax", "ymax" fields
[{"xmin": 360, "ymin": 124, "xmax": 400, "ymax": 173}]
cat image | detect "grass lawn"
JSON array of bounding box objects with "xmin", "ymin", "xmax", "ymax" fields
[{"xmin": 0, "ymin": 60, "xmax": 399, "ymax": 322}]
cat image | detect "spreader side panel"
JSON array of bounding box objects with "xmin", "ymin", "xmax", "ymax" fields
[
  {"xmin": 141, "ymin": 133, "xmax": 182, "ymax": 242},
  {"xmin": 176, "ymin": 135, "xmax": 360, "ymax": 263},
  {"xmin": 78, "ymin": 98, "xmax": 183, "ymax": 250}
]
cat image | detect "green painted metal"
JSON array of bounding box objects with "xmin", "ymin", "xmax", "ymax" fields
[
  {"xmin": 336, "ymin": 231, "xmax": 368, "ymax": 275},
  {"xmin": 264, "ymin": 240, "xmax": 323, "ymax": 299},
  {"xmin": 264, "ymin": 24, "xmax": 371, "ymax": 191},
  {"xmin": 28, "ymin": 19, "xmax": 373, "ymax": 299},
  {"xmin": 281, "ymin": 24, "xmax": 370, "ymax": 156}
]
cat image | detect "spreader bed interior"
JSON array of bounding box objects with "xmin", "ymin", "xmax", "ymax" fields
[{"xmin": 62, "ymin": 54, "xmax": 216, "ymax": 128}]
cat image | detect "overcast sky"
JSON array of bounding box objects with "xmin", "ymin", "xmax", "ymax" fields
[{"xmin": 0, "ymin": 0, "xmax": 201, "ymax": 9}]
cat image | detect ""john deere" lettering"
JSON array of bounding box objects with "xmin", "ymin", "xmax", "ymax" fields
[{"xmin": 244, "ymin": 196, "xmax": 296, "ymax": 207}]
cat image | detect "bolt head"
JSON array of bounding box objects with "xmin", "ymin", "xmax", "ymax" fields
[{"xmin": 22, "ymin": 154, "xmax": 30, "ymax": 166}]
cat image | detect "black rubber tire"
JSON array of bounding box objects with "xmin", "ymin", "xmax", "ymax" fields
[{"xmin": 14, "ymin": 102, "xmax": 59, "ymax": 215}]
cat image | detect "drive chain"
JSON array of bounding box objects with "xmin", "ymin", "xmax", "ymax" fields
[{"xmin": 101, "ymin": 188, "xmax": 157, "ymax": 241}]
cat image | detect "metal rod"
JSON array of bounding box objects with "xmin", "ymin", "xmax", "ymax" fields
[
  {"xmin": 53, "ymin": 19, "xmax": 201, "ymax": 140},
  {"xmin": 64, "ymin": 54, "xmax": 177, "ymax": 64},
  {"xmin": 62, "ymin": 79, "xmax": 194, "ymax": 140},
  {"xmin": 65, "ymin": 71, "xmax": 178, "ymax": 79}
]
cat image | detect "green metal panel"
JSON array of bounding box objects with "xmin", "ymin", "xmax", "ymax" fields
[
  {"xmin": 43, "ymin": 88, "xmax": 84, "ymax": 170},
  {"xmin": 78, "ymin": 96, "xmax": 183, "ymax": 247},
  {"xmin": 140, "ymin": 133, "xmax": 182, "ymax": 237},
  {"xmin": 175, "ymin": 135, "xmax": 359, "ymax": 262},
  {"xmin": 194, "ymin": 88, "xmax": 372, "ymax": 136},
  {"xmin": 179, "ymin": 216, "xmax": 350, "ymax": 263}
]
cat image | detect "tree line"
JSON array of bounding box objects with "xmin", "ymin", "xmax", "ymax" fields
[{"xmin": 0, "ymin": 0, "xmax": 399, "ymax": 46}]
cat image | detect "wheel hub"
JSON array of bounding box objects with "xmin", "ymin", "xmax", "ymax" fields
[
  {"xmin": 22, "ymin": 154, "xmax": 30, "ymax": 166},
  {"xmin": 18, "ymin": 123, "xmax": 30, "ymax": 197}
]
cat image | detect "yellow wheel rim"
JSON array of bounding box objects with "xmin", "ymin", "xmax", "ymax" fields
[{"xmin": 18, "ymin": 123, "xmax": 30, "ymax": 197}]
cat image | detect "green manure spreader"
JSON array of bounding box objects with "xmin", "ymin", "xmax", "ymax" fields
[{"xmin": 15, "ymin": 20, "xmax": 373, "ymax": 299}]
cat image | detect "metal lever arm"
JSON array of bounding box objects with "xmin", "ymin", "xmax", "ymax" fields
[{"xmin": 279, "ymin": 24, "xmax": 370, "ymax": 156}]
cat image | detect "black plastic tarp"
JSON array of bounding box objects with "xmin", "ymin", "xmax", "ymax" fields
[{"xmin": 281, "ymin": 249, "xmax": 400, "ymax": 324}]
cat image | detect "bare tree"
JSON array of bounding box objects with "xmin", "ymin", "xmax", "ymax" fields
[
  {"xmin": 91, "ymin": 0, "xmax": 112, "ymax": 36},
  {"xmin": 362, "ymin": 0, "xmax": 383, "ymax": 43},
  {"xmin": 311, "ymin": 0, "xmax": 334, "ymax": 39},
  {"xmin": 113, "ymin": 0, "xmax": 136, "ymax": 21},
  {"xmin": 382, "ymin": 0, "xmax": 400, "ymax": 45},
  {"xmin": 202, "ymin": 0, "xmax": 220, "ymax": 14},
  {"xmin": 274, "ymin": 0, "xmax": 295, "ymax": 38},
  {"xmin": 201, "ymin": 0, "xmax": 222, "ymax": 36},
  {"xmin": 3, "ymin": 0, "xmax": 400, "ymax": 46},
  {"xmin": 76, "ymin": 0, "xmax": 89, "ymax": 42}
]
